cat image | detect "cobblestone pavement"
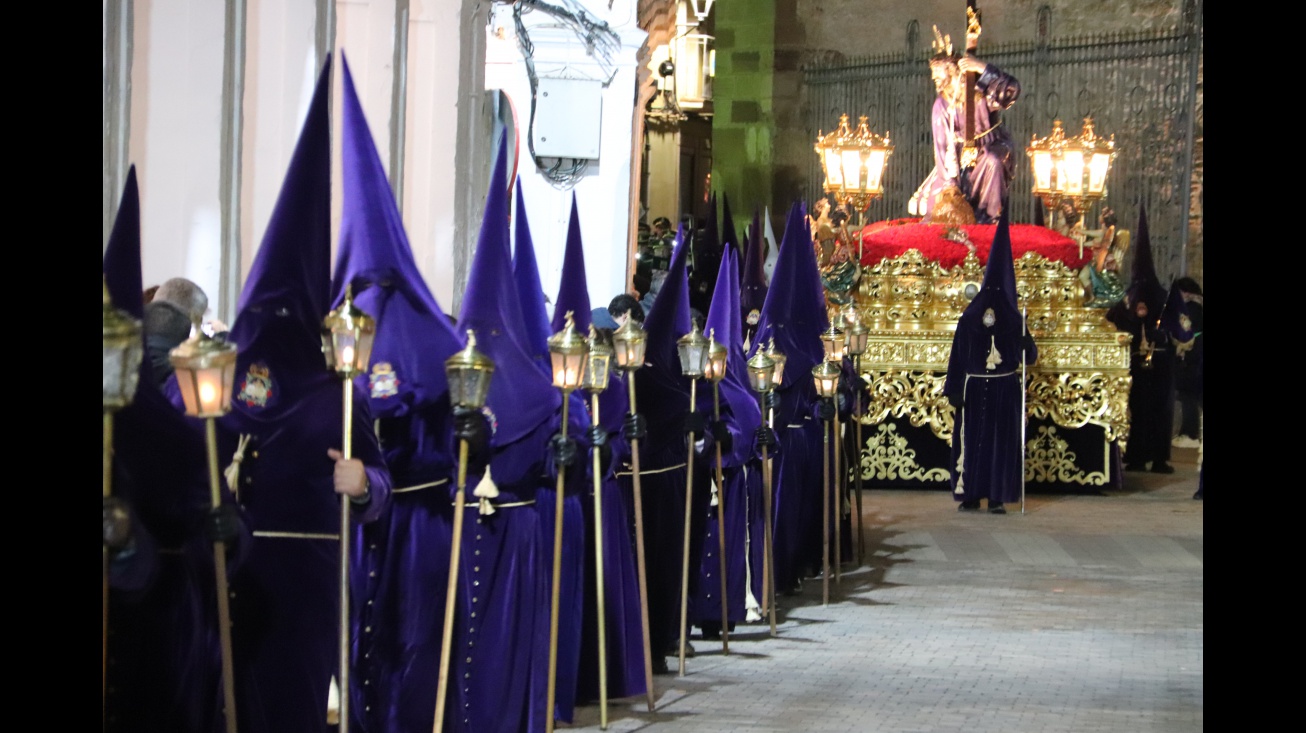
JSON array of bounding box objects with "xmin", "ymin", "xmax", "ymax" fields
[{"xmin": 565, "ymin": 447, "xmax": 1203, "ymax": 732}]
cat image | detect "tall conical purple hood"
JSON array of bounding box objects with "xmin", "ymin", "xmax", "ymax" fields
[
  {"xmin": 640, "ymin": 225, "xmax": 696, "ymax": 427},
  {"xmin": 103, "ymin": 165, "xmax": 156, "ymax": 391},
  {"xmin": 740, "ymin": 207, "xmax": 768, "ymax": 317},
  {"xmin": 1126, "ymin": 203, "xmax": 1165, "ymax": 314},
  {"xmin": 551, "ymin": 194, "xmax": 592, "ymax": 334},
  {"xmin": 958, "ymin": 207, "xmax": 1023, "ymax": 338},
  {"xmin": 706, "ymin": 245, "xmax": 762, "ymax": 459},
  {"xmin": 331, "ymin": 52, "xmax": 463, "ymax": 418},
  {"xmin": 513, "ymin": 182, "xmax": 552, "ymax": 375},
  {"xmin": 227, "ymin": 55, "xmax": 334, "ymax": 416},
  {"xmin": 755, "ymin": 200, "xmax": 827, "ymax": 382},
  {"xmin": 458, "ymin": 132, "xmax": 559, "ymax": 444},
  {"xmin": 980, "ymin": 207, "xmax": 1019, "ymax": 312},
  {"xmin": 104, "ymin": 165, "xmax": 143, "ymax": 319}
]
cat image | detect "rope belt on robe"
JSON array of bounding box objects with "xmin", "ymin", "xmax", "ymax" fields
[{"xmin": 614, "ymin": 462, "xmax": 688, "ymax": 478}]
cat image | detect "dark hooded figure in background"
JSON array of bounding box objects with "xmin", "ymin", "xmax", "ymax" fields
[{"xmin": 943, "ymin": 209, "xmax": 1037, "ymax": 514}]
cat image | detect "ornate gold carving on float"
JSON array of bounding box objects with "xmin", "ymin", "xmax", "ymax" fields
[
  {"xmin": 847, "ymin": 249, "xmax": 1131, "ymax": 452},
  {"xmin": 1024, "ymin": 425, "xmax": 1111, "ymax": 486},
  {"xmin": 858, "ymin": 423, "xmax": 951, "ymax": 483}
]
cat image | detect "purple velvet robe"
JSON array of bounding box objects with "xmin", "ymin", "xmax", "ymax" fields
[{"xmin": 216, "ymin": 371, "xmax": 392, "ymax": 733}]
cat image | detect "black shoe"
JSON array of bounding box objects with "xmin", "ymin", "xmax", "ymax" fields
[
  {"xmin": 1192, "ymin": 490, "xmax": 1203, "ymax": 500},
  {"xmin": 666, "ymin": 641, "xmax": 696, "ymax": 658},
  {"xmin": 1151, "ymin": 463, "xmax": 1175, "ymax": 474},
  {"xmin": 1125, "ymin": 464, "xmax": 1147, "ymax": 472},
  {"xmin": 652, "ymin": 656, "xmax": 671, "ymax": 675},
  {"xmin": 988, "ymin": 502, "xmax": 1006, "ymax": 515},
  {"xmin": 958, "ymin": 500, "xmax": 981, "ymax": 511},
  {"xmin": 701, "ymin": 626, "xmax": 722, "ymax": 641}
]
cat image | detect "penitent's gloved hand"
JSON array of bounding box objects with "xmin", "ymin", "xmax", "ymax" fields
[
  {"xmin": 622, "ymin": 412, "xmax": 647, "ymax": 442},
  {"xmin": 816, "ymin": 399, "xmax": 836, "ymax": 422},
  {"xmin": 550, "ymin": 434, "xmax": 579, "ymax": 468},
  {"xmin": 587, "ymin": 425, "xmax": 613, "ymax": 475},
  {"xmin": 205, "ymin": 503, "xmax": 242, "ymax": 545},
  {"xmin": 708, "ymin": 420, "xmax": 733, "ymax": 455},
  {"xmin": 103, "ymin": 496, "xmax": 133, "ymax": 554},
  {"xmin": 683, "ymin": 411, "xmax": 707, "ymax": 436}
]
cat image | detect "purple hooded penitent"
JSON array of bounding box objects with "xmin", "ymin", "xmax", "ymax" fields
[
  {"xmin": 213, "ymin": 55, "xmax": 393, "ymax": 733},
  {"xmin": 755, "ymin": 199, "xmax": 830, "ymax": 595},
  {"xmin": 944, "ymin": 208, "xmax": 1037, "ymax": 507},
  {"xmin": 450, "ymin": 131, "xmax": 556, "ymax": 733},
  {"xmin": 104, "ymin": 166, "xmax": 240, "ymax": 733},
  {"xmin": 330, "ymin": 52, "xmax": 465, "ymax": 732},
  {"xmin": 690, "ymin": 243, "xmax": 765, "ymax": 629},
  {"xmin": 624, "ymin": 224, "xmax": 707, "ymax": 665}
]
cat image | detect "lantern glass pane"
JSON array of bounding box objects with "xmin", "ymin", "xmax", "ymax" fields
[
  {"xmin": 197, "ymin": 365, "xmax": 227, "ymax": 416},
  {"xmin": 321, "ymin": 332, "xmax": 337, "ymax": 369},
  {"xmin": 583, "ymin": 352, "xmax": 612, "ymax": 391},
  {"xmin": 678, "ymin": 343, "xmax": 706, "ymax": 376},
  {"xmin": 176, "ymin": 367, "xmax": 201, "ymax": 417},
  {"xmin": 866, "ymin": 149, "xmax": 886, "ymax": 191},
  {"xmin": 1088, "ymin": 153, "xmax": 1110, "ymax": 193},
  {"xmin": 1062, "ymin": 151, "xmax": 1084, "ymax": 195},
  {"xmin": 1053, "ymin": 158, "xmax": 1067, "ymax": 193},
  {"xmin": 103, "ymin": 340, "xmax": 142, "ymax": 408},
  {"xmin": 824, "ymin": 150, "xmax": 843, "ymax": 186},
  {"xmin": 355, "ymin": 330, "xmax": 376, "ymax": 373},
  {"xmin": 841, "ymin": 149, "xmax": 862, "ymax": 190},
  {"xmin": 770, "ymin": 356, "xmax": 786, "ymax": 386},
  {"xmin": 1032, "ymin": 151, "xmax": 1053, "ymax": 191},
  {"xmin": 331, "ymin": 332, "xmax": 358, "ymax": 372}
]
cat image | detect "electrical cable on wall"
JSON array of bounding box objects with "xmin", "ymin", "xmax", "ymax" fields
[{"xmin": 501, "ymin": 0, "xmax": 622, "ymax": 188}]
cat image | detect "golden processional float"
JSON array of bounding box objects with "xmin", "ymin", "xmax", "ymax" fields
[{"xmin": 813, "ymin": 113, "xmax": 1132, "ymax": 491}]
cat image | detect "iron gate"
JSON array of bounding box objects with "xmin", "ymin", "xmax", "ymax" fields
[{"xmin": 802, "ymin": 1, "xmax": 1201, "ymax": 284}]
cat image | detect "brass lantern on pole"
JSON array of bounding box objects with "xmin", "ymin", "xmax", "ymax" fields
[
  {"xmin": 322, "ymin": 285, "xmax": 377, "ymax": 379},
  {"xmin": 814, "ymin": 114, "xmax": 894, "ymax": 218},
  {"xmin": 703, "ymin": 329, "xmax": 731, "ymax": 653},
  {"xmin": 1026, "ymin": 117, "xmax": 1117, "ymax": 228},
  {"xmin": 320, "ymin": 284, "xmax": 377, "ymax": 733},
  {"xmin": 169, "ymin": 328, "xmax": 241, "ymax": 733},
  {"xmin": 544, "ymin": 311, "xmax": 587, "ymax": 733},
  {"xmin": 433, "ymin": 331, "xmax": 494, "ymax": 733},
  {"xmin": 103, "ymin": 282, "xmax": 143, "ymax": 411},
  {"xmin": 579, "ymin": 324, "xmax": 614, "ymax": 726},
  {"xmin": 676, "ymin": 321, "xmax": 711, "ymax": 379},
  {"xmin": 746, "ymin": 347, "xmax": 779, "ymax": 635},
  {"xmin": 821, "ymin": 325, "xmax": 846, "ymax": 363},
  {"xmin": 445, "ymin": 331, "xmax": 495, "ymax": 410},
  {"xmin": 548, "ymin": 311, "xmax": 589, "ymax": 394},
  {"xmin": 674, "ymin": 319, "xmax": 710, "ymax": 675},
  {"xmin": 812, "ymin": 359, "xmax": 841, "ymax": 606},
  {"xmin": 609, "ymin": 316, "xmax": 656, "ymax": 711},
  {"xmin": 843, "ymin": 317, "xmax": 869, "ymax": 567},
  {"xmin": 102, "ymin": 279, "xmax": 143, "ymax": 717}
]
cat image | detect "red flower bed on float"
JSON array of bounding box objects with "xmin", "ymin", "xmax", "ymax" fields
[{"xmin": 856, "ymin": 218, "xmax": 1090, "ymax": 271}]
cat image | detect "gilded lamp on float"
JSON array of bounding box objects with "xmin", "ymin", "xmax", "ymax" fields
[
  {"xmin": 1027, "ymin": 116, "xmax": 1117, "ymax": 227},
  {"xmin": 814, "ymin": 114, "xmax": 894, "ymax": 217}
]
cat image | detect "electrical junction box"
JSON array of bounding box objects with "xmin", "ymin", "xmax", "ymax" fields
[{"xmin": 531, "ymin": 77, "xmax": 603, "ymax": 160}]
